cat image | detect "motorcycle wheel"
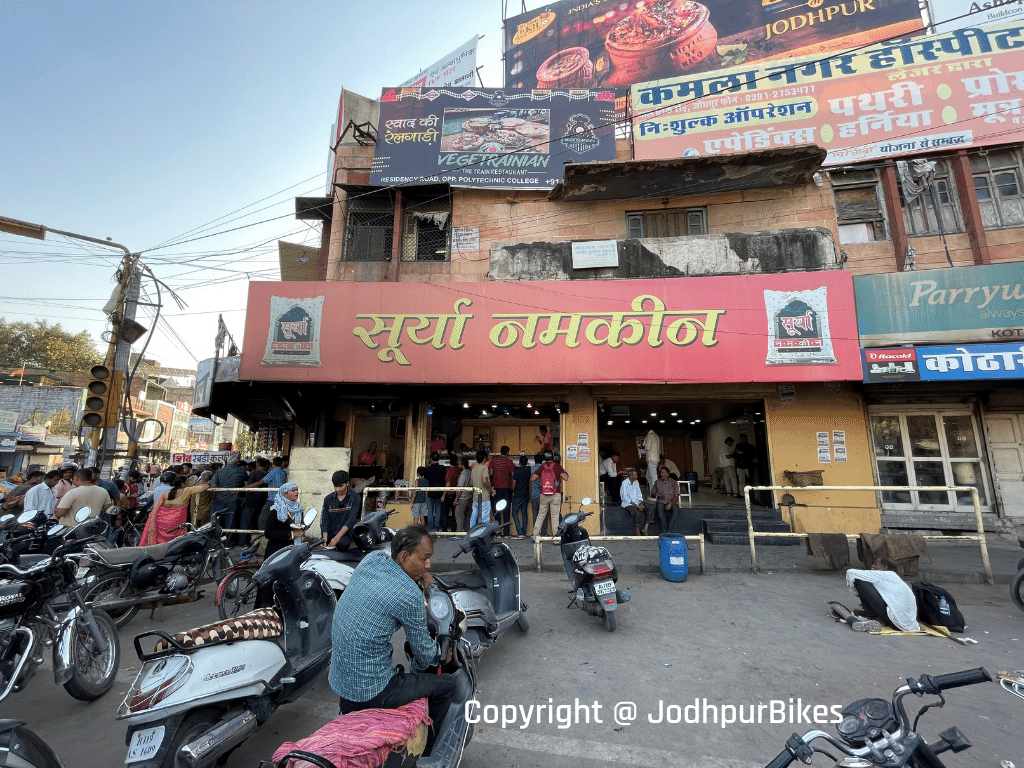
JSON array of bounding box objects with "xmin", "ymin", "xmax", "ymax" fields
[
  {"xmin": 1011, "ymin": 569, "xmax": 1024, "ymax": 614},
  {"xmin": 603, "ymin": 611, "xmax": 616, "ymax": 632},
  {"xmin": 163, "ymin": 708, "xmax": 226, "ymax": 768},
  {"xmin": 217, "ymin": 571, "xmax": 255, "ymax": 621},
  {"xmin": 83, "ymin": 573, "xmax": 139, "ymax": 629},
  {"xmin": 64, "ymin": 609, "xmax": 120, "ymax": 701},
  {"xmin": 515, "ymin": 613, "xmax": 529, "ymax": 632}
]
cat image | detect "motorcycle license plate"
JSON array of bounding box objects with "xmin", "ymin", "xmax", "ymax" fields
[
  {"xmin": 126, "ymin": 725, "xmax": 164, "ymax": 763},
  {"xmin": 594, "ymin": 580, "xmax": 615, "ymax": 596}
]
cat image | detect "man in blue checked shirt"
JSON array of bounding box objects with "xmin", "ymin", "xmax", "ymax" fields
[{"xmin": 329, "ymin": 526, "xmax": 455, "ymax": 752}]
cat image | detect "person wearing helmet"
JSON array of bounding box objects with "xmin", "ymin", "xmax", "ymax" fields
[
  {"xmin": 137, "ymin": 470, "xmax": 177, "ymax": 511},
  {"xmin": 54, "ymin": 462, "xmax": 78, "ymax": 502}
]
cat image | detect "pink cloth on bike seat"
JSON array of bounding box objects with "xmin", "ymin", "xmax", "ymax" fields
[{"xmin": 272, "ymin": 698, "xmax": 429, "ymax": 768}]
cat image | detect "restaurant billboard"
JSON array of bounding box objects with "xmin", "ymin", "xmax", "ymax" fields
[
  {"xmin": 240, "ymin": 271, "xmax": 862, "ymax": 385},
  {"xmin": 630, "ymin": 21, "xmax": 1024, "ymax": 165},
  {"xmin": 370, "ymin": 87, "xmax": 618, "ymax": 190},
  {"xmin": 503, "ymin": 0, "xmax": 921, "ymax": 90}
]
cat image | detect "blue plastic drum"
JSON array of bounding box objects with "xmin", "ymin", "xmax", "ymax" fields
[
  {"xmin": 683, "ymin": 471, "xmax": 699, "ymax": 493},
  {"xmin": 658, "ymin": 533, "xmax": 688, "ymax": 582}
]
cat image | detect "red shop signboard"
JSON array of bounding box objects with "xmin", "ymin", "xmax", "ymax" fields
[{"xmin": 240, "ymin": 272, "xmax": 861, "ymax": 385}]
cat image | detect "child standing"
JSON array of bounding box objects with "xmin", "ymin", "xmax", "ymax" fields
[{"xmin": 412, "ymin": 466, "xmax": 428, "ymax": 527}]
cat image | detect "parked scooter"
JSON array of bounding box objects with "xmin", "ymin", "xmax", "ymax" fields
[
  {"xmin": 0, "ymin": 508, "xmax": 121, "ymax": 704},
  {"xmin": 266, "ymin": 580, "xmax": 478, "ymax": 768},
  {"xmin": 436, "ymin": 499, "xmax": 528, "ymax": 657},
  {"xmin": 118, "ymin": 509, "xmax": 332, "ymax": 768},
  {"xmin": 76, "ymin": 511, "xmax": 234, "ymax": 629},
  {"xmin": 764, "ymin": 668, "xmax": 992, "ymax": 767},
  {"xmin": 555, "ymin": 497, "xmax": 630, "ymax": 632},
  {"xmin": 215, "ymin": 506, "xmax": 397, "ymax": 620}
]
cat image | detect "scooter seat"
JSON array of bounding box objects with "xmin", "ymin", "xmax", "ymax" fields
[
  {"xmin": 311, "ymin": 548, "xmax": 364, "ymax": 564},
  {"xmin": 154, "ymin": 607, "xmax": 283, "ymax": 652},
  {"xmin": 434, "ymin": 572, "xmax": 487, "ymax": 590},
  {"xmin": 92, "ymin": 542, "xmax": 171, "ymax": 566},
  {"xmin": 272, "ymin": 698, "xmax": 429, "ymax": 767}
]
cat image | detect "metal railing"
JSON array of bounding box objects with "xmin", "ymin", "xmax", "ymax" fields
[{"xmin": 742, "ymin": 485, "xmax": 993, "ymax": 584}]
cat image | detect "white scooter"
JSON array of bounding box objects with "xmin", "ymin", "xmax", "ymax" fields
[
  {"xmin": 303, "ymin": 506, "xmax": 396, "ymax": 594},
  {"xmin": 118, "ymin": 509, "xmax": 332, "ymax": 768}
]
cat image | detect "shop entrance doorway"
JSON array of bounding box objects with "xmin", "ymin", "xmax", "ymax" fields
[{"xmin": 596, "ymin": 399, "xmax": 771, "ymax": 509}]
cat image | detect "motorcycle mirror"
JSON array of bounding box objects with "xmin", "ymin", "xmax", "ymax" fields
[
  {"xmin": 16, "ymin": 510, "xmax": 38, "ymax": 524},
  {"xmin": 301, "ymin": 508, "xmax": 319, "ymax": 528},
  {"xmin": 580, "ymin": 497, "xmax": 593, "ymax": 506},
  {"xmin": 0, "ymin": 514, "xmax": 13, "ymax": 525},
  {"xmin": 48, "ymin": 524, "xmax": 66, "ymax": 535},
  {"xmin": 75, "ymin": 508, "xmax": 92, "ymax": 523},
  {"xmin": 494, "ymin": 499, "xmax": 508, "ymax": 512}
]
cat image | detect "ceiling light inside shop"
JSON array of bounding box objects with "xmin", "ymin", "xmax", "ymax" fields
[
  {"xmin": 659, "ymin": 419, "xmax": 665, "ymax": 423},
  {"xmin": 607, "ymin": 420, "xmax": 613, "ymax": 425},
  {"xmin": 671, "ymin": 412, "xmax": 678, "ymax": 416},
  {"xmin": 625, "ymin": 420, "xmax": 631, "ymax": 423},
  {"xmin": 650, "ymin": 412, "xmax": 657, "ymax": 417},
  {"xmin": 463, "ymin": 403, "xmax": 470, "ymax": 408},
  {"xmin": 641, "ymin": 419, "xmax": 648, "ymax": 424}
]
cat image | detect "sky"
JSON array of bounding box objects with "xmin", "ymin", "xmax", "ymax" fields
[{"xmin": 0, "ymin": 0, "xmax": 513, "ymax": 372}]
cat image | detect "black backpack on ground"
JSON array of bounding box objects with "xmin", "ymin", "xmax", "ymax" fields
[{"xmin": 912, "ymin": 581, "xmax": 966, "ymax": 632}]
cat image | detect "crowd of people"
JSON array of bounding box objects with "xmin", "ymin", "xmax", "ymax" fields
[{"xmin": 408, "ymin": 447, "xmax": 567, "ymax": 541}]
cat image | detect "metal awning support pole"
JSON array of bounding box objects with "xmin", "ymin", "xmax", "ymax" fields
[
  {"xmin": 971, "ymin": 487, "xmax": 994, "ymax": 585},
  {"xmin": 744, "ymin": 487, "xmax": 757, "ymax": 573}
]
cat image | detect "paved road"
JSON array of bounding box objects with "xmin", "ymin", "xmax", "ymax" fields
[{"xmin": 3, "ymin": 566, "xmax": 1021, "ymax": 767}]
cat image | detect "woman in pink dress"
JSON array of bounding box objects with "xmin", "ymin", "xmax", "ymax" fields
[
  {"xmin": 357, "ymin": 441, "xmax": 378, "ymax": 466},
  {"xmin": 140, "ymin": 475, "xmax": 209, "ymax": 545}
]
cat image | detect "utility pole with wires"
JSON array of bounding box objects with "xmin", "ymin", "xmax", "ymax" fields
[{"xmin": 0, "ymin": 215, "xmax": 147, "ymax": 476}]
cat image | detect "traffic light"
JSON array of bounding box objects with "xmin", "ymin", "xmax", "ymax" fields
[
  {"xmin": 82, "ymin": 365, "xmax": 111, "ymax": 428},
  {"xmin": 82, "ymin": 366, "xmax": 125, "ymax": 429}
]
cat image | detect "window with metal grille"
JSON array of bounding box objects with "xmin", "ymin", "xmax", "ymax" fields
[
  {"xmin": 971, "ymin": 149, "xmax": 1024, "ymax": 229},
  {"xmin": 401, "ymin": 204, "xmax": 451, "ymax": 262},
  {"xmin": 897, "ymin": 159, "xmax": 963, "ymax": 236},
  {"xmin": 626, "ymin": 208, "xmax": 707, "ymax": 238},
  {"xmin": 344, "ymin": 202, "xmax": 393, "ymax": 262},
  {"xmin": 832, "ymin": 169, "xmax": 887, "ymax": 243}
]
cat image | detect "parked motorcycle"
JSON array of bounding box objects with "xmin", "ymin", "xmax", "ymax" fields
[
  {"xmin": 0, "ymin": 720, "xmax": 67, "ymax": 768},
  {"xmin": 1010, "ymin": 527, "xmax": 1024, "ymax": 613},
  {"xmin": 555, "ymin": 497, "xmax": 630, "ymax": 632},
  {"xmin": 266, "ymin": 580, "xmax": 478, "ymax": 768},
  {"xmin": 0, "ymin": 508, "xmax": 121, "ymax": 704},
  {"xmin": 100, "ymin": 505, "xmax": 145, "ymax": 548},
  {"xmin": 77, "ymin": 511, "xmax": 233, "ymax": 629},
  {"xmin": 435, "ymin": 499, "xmax": 528, "ymax": 657},
  {"xmin": 118, "ymin": 509, "xmax": 331, "ymax": 768},
  {"xmin": 764, "ymin": 668, "xmax": 992, "ymax": 767},
  {"xmin": 215, "ymin": 506, "xmax": 397, "ymax": 620}
]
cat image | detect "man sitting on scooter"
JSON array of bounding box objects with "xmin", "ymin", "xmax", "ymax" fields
[
  {"xmin": 321, "ymin": 470, "xmax": 361, "ymax": 551},
  {"xmin": 329, "ymin": 526, "xmax": 455, "ymax": 753}
]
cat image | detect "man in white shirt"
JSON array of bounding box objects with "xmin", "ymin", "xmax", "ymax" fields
[
  {"xmin": 719, "ymin": 438, "xmax": 738, "ymax": 497},
  {"xmin": 23, "ymin": 470, "xmax": 60, "ymax": 518},
  {"xmin": 644, "ymin": 430, "xmax": 661, "ymax": 491},
  {"xmin": 599, "ymin": 451, "xmax": 624, "ymax": 504},
  {"xmin": 619, "ymin": 469, "xmax": 651, "ymax": 535},
  {"xmin": 845, "ymin": 558, "xmax": 920, "ymax": 632}
]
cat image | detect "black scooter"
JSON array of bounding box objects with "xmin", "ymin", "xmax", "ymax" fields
[
  {"xmin": 434, "ymin": 499, "xmax": 528, "ymax": 657},
  {"xmin": 555, "ymin": 496, "xmax": 630, "ymax": 632}
]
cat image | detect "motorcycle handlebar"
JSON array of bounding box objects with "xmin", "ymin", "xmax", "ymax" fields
[
  {"xmin": 920, "ymin": 668, "xmax": 993, "ymax": 694},
  {"xmin": 763, "ymin": 748, "xmax": 796, "ymax": 768}
]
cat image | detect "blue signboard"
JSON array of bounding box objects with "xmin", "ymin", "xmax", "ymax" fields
[
  {"xmin": 854, "ymin": 263, "xmax": 1024, "ymax": 347},
  {"xmin": 863, "ymin": 342, "xmax": 1024, "ymax": 382}
]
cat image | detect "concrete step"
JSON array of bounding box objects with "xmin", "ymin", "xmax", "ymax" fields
[
  {"xmin": 704, "ymin": 519, "xmax": 793, "ymax": 534},
  {"xmin": 706, "ymin": 532, "xmax": 803, "ymax": 546},
  {"xmin": 691, "ymin": 507, "xmax": 785, "ymax": 522}
]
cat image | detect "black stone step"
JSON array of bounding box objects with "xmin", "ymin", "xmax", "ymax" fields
[
  {"xmin": 692, "ymin": 507, "xmax": 786, "ymax": 522},
  {"xmin": 707, "ymin": 532, "xmax": 803, "ymax": 546},
  {"xmin": 704, "ymin": 520, "xmax": 793, "ymax": 534}
]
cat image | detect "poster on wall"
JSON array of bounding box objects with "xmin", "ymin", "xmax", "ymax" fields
[
  {"xmin": 371, "ymin": 87, "xmax": 618, "ymax": 190},
  {"xmin": 817, "ymin": 445, "xmax": 832, "ymax": 463},
  {"xmin": 503, "ymin": 0, "xmax": 921, "ymax": 90},
  {"xmin": 835, "ymin": 445, "xmax": 848, "ymax": 462},
  {"xmin": 262, "ymin": 296, "xmax": 324, "ymax": 366},
  {"xmin": 631, "ymin": 21, "xmax": 1024, "ymax": 166}
]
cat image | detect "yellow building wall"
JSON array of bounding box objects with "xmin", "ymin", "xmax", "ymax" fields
[
  {"xmin": 559, "ymin": 387, "xmax": 601, "ymax": 536},
  {"xmin": 764, "ymin": 383, "xmax": 881, "ymax": 534}
]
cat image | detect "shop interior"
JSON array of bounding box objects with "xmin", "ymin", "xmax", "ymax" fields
[{"xmin": 597, "ymin": 399, "xmax": 772, "ymax": 508}]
